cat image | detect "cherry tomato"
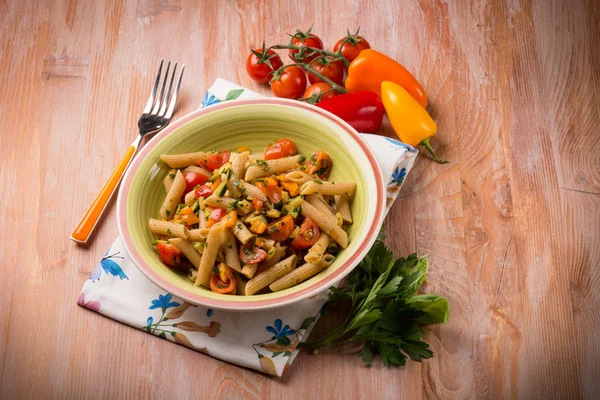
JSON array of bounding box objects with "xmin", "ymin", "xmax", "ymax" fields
[
  {"xmin": 266, "ymin": 215, "xmax": 295, "ymax": 241},
  {"xmin": 239, "ymin": 242, "xmax": 268, "ymax": 264},
  {"xmin": 198, "ymin": 150, "xmax": 230, "ymax": 171},
  {"xmin": 290, "ymin": 32, "xmax": 324, "ymax": 62},
  {"xmin": 264, "ymin": 138, "xmax": 297, "ymax": 160},
  {"xmin": 308, "ymin": 59, "xmax": 344, "ymax": 85},
  {"xmin": 303, "ymin": 83, "xmax": 337, "ymax": 101},
  {"xmin": 256, "ymin": 177, "xmax": 282, "ymax": 203},
  {"xmin": 195, "ymin": 184, "xmax": 213, "ymax": 198},
  {"xmin": 156, "ymin": 242, "xmax": 182, "ymax": 268},
  {"xmin": 246, "ymin": 48, "xmax": 284, "ymax": 83},
  {"xmin": 333, "ymin": 36, "xmax": 371, "ymax": 64},
  {"xmin": 271, "ymin": 66, "xmax": 307, "ymax": 99},
  {"xmin": 183, "ymin": 172, "xmax": 209, "ymax": 197},
  {"xmin": 209, "ymin": 263, "xmax": 236, "ymax": 294},
  {"xmin": 209, "ymin": 208, "xmax": 225, "ymax": 222},
  {"xmin": 290, "ymin": 217, "xmax": 320, "ymax": 249},
  {"xmin": 252, "ymin": 197, "xmax": 264, "ymax": 212},
  {"xmin": 307, "ymin": 151, "xmax": 332, "ymax": 179}
]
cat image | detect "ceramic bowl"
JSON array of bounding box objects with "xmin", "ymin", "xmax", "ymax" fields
[{"xmin": 117, "ymin": 98, "xmax": 385, "ymax": 311}]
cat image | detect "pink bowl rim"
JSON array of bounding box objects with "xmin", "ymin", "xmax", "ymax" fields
[{"xmin": 116, "ymin": 97, "xmax": 385, "ymax": 311}]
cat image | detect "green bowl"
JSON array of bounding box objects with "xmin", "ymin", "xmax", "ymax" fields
[{"xmin": 117, "ymin": 98, "xmax": 385, "ymax": 311}]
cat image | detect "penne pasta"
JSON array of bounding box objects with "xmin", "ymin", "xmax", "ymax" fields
[
  {"xmin": 245, "ymin": 155, "xmax": 301, "ymax": 181},
  {"xmin": 188, "ymin": 227, "xmax": 210, "ymax": 242},
  {"xmin": 241, "ymin": 263, "xmax": 259, "ymax": 279},
  {"xmin": 236, "ymin": 273, "xmax": 247, "ymax": 295},
  {"xmin": 285, "ymin": 170, "xmax": 314, "ymax": 184},
  {"xmin": 334, "ymin": 194, "xmax": 353, "ymax": 223},
  {"xmin": 184, "ymin": 190, "xmax": 196, "ymax": 206},
  {"xmin": 231, "ymin": 151, "xmax": 250, "ymax": 180},
  {"xmin": 300, "ymin": 181, "xmax": 356, "ymax": 197},
  {"xmin": 300, "ymin": 200, "xmax": 348, "ymax": 248},
  {"xmin": 149, "ymin": 218, "xmax": 189, "ymax": 239},
  {"xmin": 242, "ymin": 182, "xmax": 267, "ymax": 201},
  {"xmin": 232, "ymin": 222, "xmax": 253, "ymax": 244},
  {"xmin": 170, "ymin": 238, "xmax": 202, "ymax": 268},
  {"xmin": 257, "ymin": 243, "xmax": 286, "ymax": 274},
  {"xmin": 203, "ymin": 195, "xmax": 239, "ymax": 211},
  {"xmin": 269, "ymin": 260, "xmax": 328, "ymax": 292},
  {"xmin": 223, "ymin": 229, "xmax": 242, "ymax": 272},
  {"xmin": 195, "ymin": 222, "xmax": 226, "ymax": 287},
  {"xmin": 305, "ymin": 233, "xmax": 330, "ymax": 263},
  {"xmin": 187, "ymin": 267, "xmax": 198, "ymax": 283},
  {"xmin": 246, "ymin": 154, "xmax": 262, "ymax": 164},
  {"xmin": 163, "ymin": 169, "xmax": 177, "ymax": 192},
  {"xmin": 246, "ymin": 255, "xmax": 297, "ymax": 295},
  {"xmin": 305, "ymin": 195, "xmax": 337, "ymax": 222},
  {"xmin": 161, "ymin": 152, "xmax": 206, "ymax": 168},
  {"xmin": 183, "ymin": 165, "xmax": 212, "ymax": 176},
  {"xmin": 160, "ymin": 170, "xmax": 186, "ymax": 219}
]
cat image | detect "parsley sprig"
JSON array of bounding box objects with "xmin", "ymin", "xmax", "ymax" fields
[{"xmin": 298, "ymin": 240, "xmax": 449, "ymax": 367}]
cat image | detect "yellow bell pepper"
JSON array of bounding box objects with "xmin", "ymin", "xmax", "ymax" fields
[{"xmin": 380, "ymin": 81, "xmax": 447, "ymax": 164}]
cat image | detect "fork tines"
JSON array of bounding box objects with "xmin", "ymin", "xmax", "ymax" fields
[{"xmin": 143, "ymin": 59, "xmax": 185, "ymax": 120}]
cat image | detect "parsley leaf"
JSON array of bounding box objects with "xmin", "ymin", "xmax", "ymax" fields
[{"xmin": 298, "ymin": 240, "xmax": 449, "ymax": 368}]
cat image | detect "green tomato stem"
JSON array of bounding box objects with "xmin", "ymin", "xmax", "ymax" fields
[
  {"xmin": 283, "ymin": 62, "xmax": 347, "ymax": 94},
  {"xmin": 269, "ymin": 44, "xmax": 350, "ymax": 67}
]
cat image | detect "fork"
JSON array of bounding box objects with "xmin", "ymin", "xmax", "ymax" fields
[{"xmin": 71, "ymin": 60, "xmax": 185, "ymax": 244}]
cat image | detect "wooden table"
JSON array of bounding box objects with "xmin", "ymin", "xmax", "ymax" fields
[{"xmin": 1, "ymin": 0, "xmax": 599, "ymax": 398}]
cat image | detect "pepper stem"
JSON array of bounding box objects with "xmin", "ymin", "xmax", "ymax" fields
[{"xmin": 419, "ymin": 137, "xmax": 448, "ymax": 164}]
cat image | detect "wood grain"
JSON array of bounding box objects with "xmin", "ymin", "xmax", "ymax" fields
[{"xmin": 1, "ymin": 0, "xmax": 598, "ymax": 399}]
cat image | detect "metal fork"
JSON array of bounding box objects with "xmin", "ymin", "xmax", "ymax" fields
[{"xmin": 71, "ymin": 60, "xmax": 185, "ymax": 244}]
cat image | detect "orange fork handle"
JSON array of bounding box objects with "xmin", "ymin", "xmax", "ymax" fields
[{"xmin": 71, "ymin": 145, "xmax": 137, "ymax": 244}]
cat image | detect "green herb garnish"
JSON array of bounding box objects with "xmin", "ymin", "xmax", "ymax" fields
[
  {"xmin": 299, "ymin": 155, "xmax": 306, "ymax": 163},
  {"xmin": 298, "ymin": 240, "xmax": 449, "ymax": 368}
]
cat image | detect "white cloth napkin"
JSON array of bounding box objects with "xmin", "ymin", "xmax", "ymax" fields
[{"xmin": 77, "ymin": 79, "xmax": 418, "ymax": 376}]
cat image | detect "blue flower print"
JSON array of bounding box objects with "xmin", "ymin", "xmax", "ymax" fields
[
  {"xmin": 390, "ymin": 166, "xmax": 407, "ymax": 186},
  {"xmin": 90, "ymin": 251, "xmax": 128, "ymax": 282},
  {"xmin": 384, "ymin": 137, "xmax": 415, "ymax": 151},
  {"xmin": 266, "ymin": 319, "xmax": 295, "ymax": 339},
  {"xmin": 201, "ymin": 92, "xmax": 221, "ymax": 108},
  {"xmin": 206, "ymin": 308, "xmax": 214, "ymax": 317},
  {"xmin": 149, "ymin": 293, "xmax": 181, "ymax": 310}
]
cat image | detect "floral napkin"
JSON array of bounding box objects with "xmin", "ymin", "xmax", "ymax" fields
[{"xmin": 77, "ymin": 78, "xmax": 417, "ymax": 376}]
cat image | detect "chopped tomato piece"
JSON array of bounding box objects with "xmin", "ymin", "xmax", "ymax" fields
[
  {"xmin": 264, "ymin": 139, "xmax": 297, "ymax": 160},
  {"xmin": 179, "ymin": 206, "xmax": 200, "ymax": 226},
  {"xmin": 209, "ymin": 208, "xmax": 225, "ymax": 222},
  {"xmin": 252, "ymin": 197, "xmax": 264, "ymax": 212},
  {"xmin": 290, "ymin": 217, "xmax": 321, "ymax": 249},
  {"xmin": 256, "ymin": 178, "xmax": 282, "ymax": 203},
  {"xmin": 183, "ymin": 172, "xmax": 209, "ymax": 198},
  {"xmin": 307, "ymin": 151, "xmax": 332, "ymax": 179},
  {"xmin": 209, "ymin": 263, "xmax": 236, "ymax": 294},
  {"xmin": 239, "ymin": 242, "xmax": 268, "ymax": 264},
  {"xmin": 156, "ymin": 242, "xmax": 182, "ymax": 267},
  {"xmin": 223, "ymin": 211, "xmax": 238, "ymax": 228},
  {"xmin": 266, "ymin": 215, "xmax": 295, "ymax": 241},
  {"xmin": 280, "ymin": 181, "xmax": 299, "ymax": 196},
  {"xmin": 195, "ymin": 184, "xmax": 213, "ymax": 198},
  {"xmin": 198, "ymin": 150, "xmax": 230, "ymax": 171}
]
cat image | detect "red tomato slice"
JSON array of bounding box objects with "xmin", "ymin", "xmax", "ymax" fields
[
  {"xmin": 239, "ymin": 243, "xmax": 268, "ymax": 264},
  {"xmin": 252, "ymin": 197, "xmax": 264, "ymax": 212},
  {"xmin": 256, "ymin": 179, "xmax": 283, "ymax": 203},
  {"xmin": 307, "ymin": 151, "xmax": 332, "ymax": 179},
  {"xmin": 266, "ymin": 215, "xmax": 295, "ymax": 241},
  {"xmin": 183, "ymin": 172, "xmax": 209, "ymax": 197},
  {"xmin": 264, "ymin": 139, "xmax": 297, "ymax": 160},
  {"xmin": 198, "ymin": 150, "xmax": 230, "ymax": 171},
  {"xmin": 209, "ymin": 264, "xmax": 236, "ymax": 294},
  {"xmin": 156, "ymin": 243, "xmax": 182, "ymax": 267},
  {"xmin": 195, "ymin": 184, "xmax": 213, "ymax": 198},
  {"xmin": 209, "ymin": 208, "xmax": 225, "ymax": 222},
  {"xmin": 290, "ymin": 217, "xmax": 320, "ymax": 249}
]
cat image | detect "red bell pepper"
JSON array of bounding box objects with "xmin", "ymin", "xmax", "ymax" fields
[{"xmin": 316, "ymin": 91, "xmax": 384, "ymax": 133}]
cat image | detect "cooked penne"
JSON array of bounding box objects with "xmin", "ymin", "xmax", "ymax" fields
[
  {"xmin": 258, "ymin": 243, "xmax": 287, "ymax": 274},
  {"xmin": 163, "ymin": 169, "xmax": 177, "ymax": 192},
  {"xmin": 232, "ymin": 222, "xmax": 253, "ymax": 244},
  {"xmin": 236, "ymin": 273, "xmax": 247, "ymax": 295},
  {"xmin": 246, "ymin": 255, "xmax": 297, "ymax": 295},
  {"xmin": 170, "ymin": 238, "xmax": 202, "ymax": 268},
  {"xmin": 305, "ymin": 195, "xmax": 337, "ymax": 221},
  {"xmin": 334, "ymin": 194, "xmax": 352, "ymax": 223},
  {"xmin": 149, "ymin": 218, "xmax": 189, "ymax": 239},
  {"xmin": 321, "ymin": 254, "xmax": 335, "ymax": 266},
  {"xmin": 161, "ymin": 152, "xmax": 206, "ymax": 168},
  {"xmin": 242, "ymin": 182, "xmax": 267, "ymax": 201},
  {"xmin": 159, "ymin": 170, "xmax": 186, "ymax": 219},
  {"xmin": 300, "ymin": 200, "xmax": 348, "ymax": 248},
  {"xmin": 246, "ymin": 154, "xmax": 262, "ymax": 164},
  {"xmin": 241, "ymin": 263, "xmax": 259, "ymax": 279},
  {"xmin": 188, "ymin": 227, "xmax": 210, "ymax": 242},
  {"xmin": 203, "ymin": 195, "xmax": 239, "ymax": 210},
  {"xmin": 184, "ymin": 190, "xmax": 196, "ymax": 206},
  {"xmin": 269, "ymin": 260, "xmax": 328, "ymax": 292},
  {"xmin": 195, "ymin": 222, "xmax": 226, "ymax": 287},
  {"xmin": 187, "ymin": 267, "xmax": 198, "ymax": 283},
  {"xmin": 183, "ymin": 165, "xmax": 212, "ymax": 176},
  {"xmin": 300, "ymin": 181, "xmax": 356, "ymax": 197},
  {"xmin": 285, "ymin": 170, "xmax": 314, "ymax": 184},
  {"xmin": 223, "ymin": 229, "xmax": 242, "ymax": 272},
  {"xmin": 245, "ymin": 155, "xmax": 301, "ymax": 181},
  {"xmin": 305, "ymin": 233, "xmax": 330, "ymax": 263},
  {"xmin": 232, "ymin": 151, "xmax": 250, "ymax": 180}
]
